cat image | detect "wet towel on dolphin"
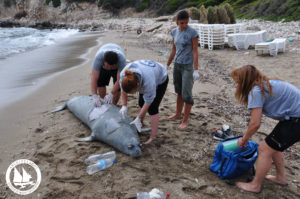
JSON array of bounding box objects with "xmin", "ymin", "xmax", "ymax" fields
[{"xmin": 51, "ymin": 96, "xmax": 142, "ymax": 157}]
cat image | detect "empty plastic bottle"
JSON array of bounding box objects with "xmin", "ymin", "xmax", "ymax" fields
[
  {"xmin": 136, "ymin": 192, "xmax": 150, "ymax": 199},
  {"xmin": 86, "ymin": 158, "xmax": 116, "ymax": 175},
  {"xmin": 137, "ymin": 188, "xmax": 170, "ymax": 199},
  {"xmin": 85, "ymin": 151, "xmax": 116, "ymax": 164}
]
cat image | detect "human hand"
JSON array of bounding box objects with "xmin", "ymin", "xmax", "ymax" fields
[
  {"xmin": 92, "ymin": 94, "xmax": 102, "ymax": 107},
  {"xmin": 193, "ymin": 70, "xmax": 200, "ymax": 81},
  {"xmin": 104, "ymin": 93, "xmax": 113, "ymax": 104},
  {"xmin": 130, "ymin": 117, "xmax": 142, "ymax": 132},
  {"xmin": 238, "ymin": 137, "xmax": 248, "ymax": 147},
  {"xmin": 119, "ymin": 106, "xmax": 128, "ymax": 118}
]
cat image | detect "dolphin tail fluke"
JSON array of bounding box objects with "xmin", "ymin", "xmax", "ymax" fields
[
  {"xmin": 140, "ymin": 127, "xmax": 151, "ymax": 133},
  {"xmin": 51, "ymin": 103, "xmax": 67, "ymax": 113},
  {"xmin": 75, "ymin": 136, "xmax": 94, "ymax": 142}
]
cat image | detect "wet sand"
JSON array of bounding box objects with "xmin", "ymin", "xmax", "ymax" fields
[{"xmin": 0, "ymin": 30, "xmax": 299, "ymax": 198}]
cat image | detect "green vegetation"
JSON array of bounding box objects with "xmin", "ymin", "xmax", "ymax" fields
[
  {"xmin": 4, "ymin": 0, "xmax": 11, "ymax": 7},
  {"xmin": 207, "ymin": 6, "xmax": 218, "ymax": 24},
  {"xmin": 42, "ymin": 0, "xmax": 300, "ymax": 21},
  {"xmin": 45, "ymin": 0, "xmax": 61, "ymax": 7},
  {"xmin": 199, "ymin": 5, "xmax": 208, "ymax": 23},
  {"xmin": 187, "ymin": 7, "xmax": 200, "ymax": 20},
  {"xmin": 136, "ymin": 0, "xmax": 150, "ymax": 12}
]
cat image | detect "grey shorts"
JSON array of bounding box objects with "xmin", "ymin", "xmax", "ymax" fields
[{"xmin": 173, "ymin": 63, "xmax": 194, "ymax": 104}]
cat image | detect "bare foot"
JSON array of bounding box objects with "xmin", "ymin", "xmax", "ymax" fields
[
  {"xmin": 168, "ymin": 114, "xmax": 181, "ymax": 120},
  {"xmin": 144, "ymin": 137, "xmax": 156, "ymax": 144},
  {"xmin": 178, "ymin": 121, "xmax": 188, "ymax": 130},
  {"xmin": 265, "ymin": 175, "xmax": 288, "ymax": 186},
  {"xmin": 236, "ymin": 182, "xmax": 261, "ymax": 193}
]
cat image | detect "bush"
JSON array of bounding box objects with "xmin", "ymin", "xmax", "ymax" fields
[
  {"xmin": 224, "ymin": 3, "xmax": 235, "ymax": 24},
  {"xmin": 52, "ymin": 0, "xmax": 61, "ymax": 7},
  {"xmin": 136, "ymin": 0, "xmax": 149, "ymax": 12},
  {"xmin": 199, "ymin": 5, "xmax": 208, "ymax": 24},
  {"xmin": 217, "ymin": 6, "xmax": 230, "ymax": 24},
  {"xmin": 4, "ymin": 0, "xmax": 11, "ymax": 7},
  {"xmin": 187, "ymin": 7, "xmax": 200, "ymax": 20},
  {"xmin": 207, "ymin": 6, "xmax": 218, "ymax": 24},
  {"xmin": 14, "ymin": 11, "xmax": 27, "ymax": 19}
]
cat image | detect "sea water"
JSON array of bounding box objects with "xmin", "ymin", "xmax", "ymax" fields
[
  {"xmin": 0, "ymin": 27, "xmax": 79, "ymax": 59},
  {"xmin": 0, "ymin": 27, "xmax": 100, "ymax": 109}
]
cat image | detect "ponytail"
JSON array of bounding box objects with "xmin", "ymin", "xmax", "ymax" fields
[{"xmin": 122, "ymin": 70, "xmax": 139, "ymax": 93}]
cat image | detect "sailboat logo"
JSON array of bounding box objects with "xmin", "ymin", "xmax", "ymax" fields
[
  {"xmin": 6, "ymin": 159, "xmax": 42, "ymax": 195},
  {"xmin": 13, "ymin": 167, "xmax": 35, "ymax": 188}
]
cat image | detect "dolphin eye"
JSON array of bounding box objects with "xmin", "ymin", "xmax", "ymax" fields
[{"xmin": 128, "ymin": 145, "xmax": 134, "ymax": 150}]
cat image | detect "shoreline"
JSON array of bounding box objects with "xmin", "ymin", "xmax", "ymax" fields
[
  {"xmin": 0, "ymin": 29, "xmax": 299, "ymax": 198},
  {"xmin": 0, "ymin": 31, "xmax": 103, "ymax": 172}
]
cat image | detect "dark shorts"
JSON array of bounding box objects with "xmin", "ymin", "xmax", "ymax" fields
[
  {"xmin": 138, "ymin": 77, "xmax": 168, "ymax": 115},
  {"xmin": 265, "ymin": 117, "xmax": 300, "ymax": 152},
  {"xmin": 173, "ymin": 63, "xmax": 194, "ymax": 104},
  {"xmin": 97, "ymin": 67, "xmax": 118, "ymax": 87}
]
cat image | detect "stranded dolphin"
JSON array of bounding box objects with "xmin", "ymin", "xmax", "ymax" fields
[{"xmin": 51, "ymin": 96, "xmax": 142, "ymax": 157}]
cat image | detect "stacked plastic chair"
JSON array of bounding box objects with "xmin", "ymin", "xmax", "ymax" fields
[
  {"xmin": 190, "ymin": 23, "xmax": 244, "ymax": 50},
  {"xmin": 190, "ymin": 24, "xmax": 226, "ymax": 50}
]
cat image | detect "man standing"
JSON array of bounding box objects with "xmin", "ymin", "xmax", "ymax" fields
[{"xmin": 91, "ymin": 43, "xmax": 126, "ymax": 106}]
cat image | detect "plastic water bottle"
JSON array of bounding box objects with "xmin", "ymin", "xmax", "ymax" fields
[
  {"xmin": 223, "ymin": 138, "xmax": 240, "ymax": 151},
  {"xmin": 86, "ymin": 158, "xmax": 116, "ymax": 175},
  {"xmin": 136, "ymin": 192, "xmax": 150, "ymax": 199},
  {"xmin": 137, "ymin": 188, "xmax": 170, "ymax": 199},
  {"xmin": 85, "ymin": 151, "xmax": 116, "ymax": 164}
]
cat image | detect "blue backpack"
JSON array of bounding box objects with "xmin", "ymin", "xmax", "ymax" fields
[{"xmin": 210, "ymin": 136, "xmax": 259, "ymax": 179}]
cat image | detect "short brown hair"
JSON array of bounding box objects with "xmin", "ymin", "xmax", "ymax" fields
[
  {"xmin": 121, "ymin": 70, "xmax": 139, "ymax": 93},
  {"xmin": 230, "ymin": 65, "xmax": 273, "ymax": 106}
]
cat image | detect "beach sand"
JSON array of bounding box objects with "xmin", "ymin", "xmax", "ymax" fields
[{"xmin": 0, "ymin": 30, "xmax": 299, "ymax": 198}]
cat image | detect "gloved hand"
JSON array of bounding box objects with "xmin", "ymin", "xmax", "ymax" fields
[
  {"xmin": 92, "ymin": 94, "xmax": 102, "ymax": 107},
  {"xmin": 193, "ymin": 70, "xmax": 200, "ymax": 81},
  {"xmin": 130, "ymin": 117, "xmax": 142, "ymax": 132},
  {"xmin": 119, "ymin": 106, "xmax": 128, "ymax": 118},
  {"xmin": 104, "ymin": 93, "xmax": 113, "ymax": 104}
]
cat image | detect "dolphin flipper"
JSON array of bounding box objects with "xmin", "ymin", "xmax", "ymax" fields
[
  {"xmin": 51, "ymin": 103, "xmax": 67, "ymax": 113},
  {"xmin": 140, "ymin": 128, "xmax": 151, "ymax": 133},
  {"xmin": 75, "ymin": 136, "xmax": 94, "ymax": 142}
]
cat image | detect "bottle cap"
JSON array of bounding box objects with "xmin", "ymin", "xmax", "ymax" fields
[
  {"xmin": 112, "ymin": 159, "xmax": 116, "ymax": 163},
  {"xmin": 166, "ymin": 192, "xmax": 170, "ymax": 197}
]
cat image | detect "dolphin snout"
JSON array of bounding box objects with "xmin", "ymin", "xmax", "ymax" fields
[{"xmin": 131, "ymin": 147, "xmax": 142, "ymax": 157}]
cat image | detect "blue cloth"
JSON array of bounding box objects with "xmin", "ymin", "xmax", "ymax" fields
[
  {"xmin": 248, "ymin": 80, "xmax": 300, "ymax": 120},
  {"xmin": 170, "ymin": 26, "xmax": 198, "ymax": 64},
  {"xmin": 120, "ymin": 60, "xmax": 168, "ymax": 105},
  {"xmin": 92, "ymin": 43, "xmax": 126, "ymax": 72}
]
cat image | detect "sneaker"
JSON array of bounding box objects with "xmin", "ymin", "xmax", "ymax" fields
[
  {"xmin": 213, "ymin": 129, "xmax": 227, "ymax": 140},
  {"xmin": 222, "ymin": 124, "xmax": 234, "ymax": 138}
]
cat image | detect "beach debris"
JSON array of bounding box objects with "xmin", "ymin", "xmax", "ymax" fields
[
  {"xmin": 155, "ymin": 16, "xmax": 169, "ymax": 22},
  {"xmin": 146, "ymin": 24, "xmax": 163, "ymax": 32},
  {"xmin": 137, "ymin": 188, "xmax": 170, "ymax": 199},
  {"xmin": 85, "ymin": 151, "xmax": 116, "ymax": 164},
  {"xmin": 86, "ymin": 158, "xmax": 116, "ymax": 175}
]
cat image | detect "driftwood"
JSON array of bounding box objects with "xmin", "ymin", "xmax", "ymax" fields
[
  {"xmin": 146, "ymin": 24, "xmax": 163, "ymax": 32},
  {"xmin": 155, "ymin": 16, "xmax": 169, "ymax": 22}
]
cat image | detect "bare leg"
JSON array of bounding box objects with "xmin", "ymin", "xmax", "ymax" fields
[
  {"xmin": 168, "ymin": 94, "xmax": 184, "ymax": 119},
  {"xmin": 178, "ymin": 103, "xmax": 192, "ymax": 129},
  {"xmin": 112, "ymin": 91, "xmax": 121, "ymax": 105},
  {"xmin": 265, "ymin": 151, "xmax": 288, "ymax": 185},
  {"xmin": 145, "ymin": 114, "xmax": 159, "ymax": 144},
  {"xmin": 97, "ymin": 87, "xmax": 106, "ymax": 98},
  {"xmin": 236, "ymin": 141, "xmax": 277, "ymax": 193}
]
